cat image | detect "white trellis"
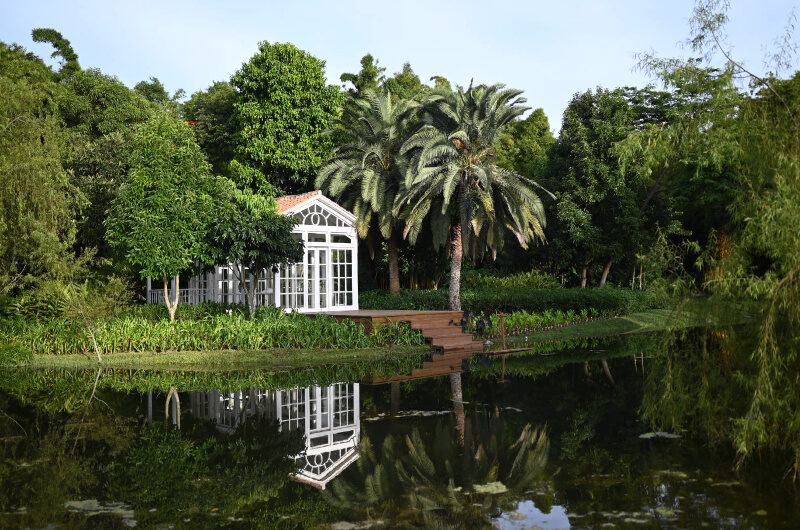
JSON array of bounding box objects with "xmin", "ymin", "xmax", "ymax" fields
[{"xmin": 145, "ymin": 191, "xmax": 359, "ymax": 312}]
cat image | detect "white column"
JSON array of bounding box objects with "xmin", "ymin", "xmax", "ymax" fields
[
  {"xmin": 274, "ymin": 267, "xmax": 282, "ymax": 308},
  {"xmin": 351, "ymin": 228, "xmax": 359, "ymax": 310}
]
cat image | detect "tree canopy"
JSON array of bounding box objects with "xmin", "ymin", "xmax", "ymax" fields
[
  {"xmin": 231, "ymin": 41, "xmax": 342, "ymax": 194},
  {"xmin": 106, "ymin": 111, "xmax": 219, "ymax": 321}
]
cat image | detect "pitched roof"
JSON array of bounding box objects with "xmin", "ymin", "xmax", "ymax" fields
[{"xmin": 275, "ymin": 190, "xmax": 321, "ymax": 214}]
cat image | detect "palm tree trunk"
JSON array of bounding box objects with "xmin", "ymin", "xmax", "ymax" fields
[
  {"xmin": 388, "ymin": 230, "xmax": 401, "ymax": 296},
  {"xmin": 448, "ymin": 223, "xmax": 463, "ymax": 311},
  {"xmin": 450, "ymin": 373, "xmax": 465, "ymax": 447},
  {"xmin": 598, "ymin": 259, "xmax": 614, "ymax": 288}
]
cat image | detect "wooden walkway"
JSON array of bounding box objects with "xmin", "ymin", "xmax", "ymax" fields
[{"xmin": 322, "ymin": 310, "xmax": 485, "ymax": 383}]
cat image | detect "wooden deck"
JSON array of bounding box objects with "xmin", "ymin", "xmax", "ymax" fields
[{"xmin": 321, "ymin": 309, "xmax": 485, "ymax": 383}]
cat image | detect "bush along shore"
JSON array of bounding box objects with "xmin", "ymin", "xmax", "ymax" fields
[
  {"xmin": 0, "ymin": 304, "xmax": 424, "ymax": 360},
  {"xmin": 360, "ymin": 287, "xmax": 670, "ymax": 314}
]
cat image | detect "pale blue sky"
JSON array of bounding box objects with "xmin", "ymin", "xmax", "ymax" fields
[{"xmin": 2, "ymin": 1, "xmax": 798, "ymax": 132}]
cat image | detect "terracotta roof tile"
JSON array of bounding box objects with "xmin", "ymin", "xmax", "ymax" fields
[{"xmin": 275, "ymin": 190, "xmax": 321, "ymax": 214}]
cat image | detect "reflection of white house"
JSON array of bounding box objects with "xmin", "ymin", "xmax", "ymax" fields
[
  {"xmin": 189, "ymin": 383, "xmax": 361, "ymax": 489},
  {"xmin": 146, "ymin": 191, "xmax": 359, "ymax": 312}
]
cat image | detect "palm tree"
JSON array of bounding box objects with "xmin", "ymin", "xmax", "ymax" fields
[
  {"xmin": 399, "ymin": 84, "xmax": 549, "ymax": 310},
  {"xmin": 316, "ymin": 89, "xmax": 420, "ymax": 295},
  {"xmin": 323, "ymin": 412, "xmax": 551, "ymax": 527}
]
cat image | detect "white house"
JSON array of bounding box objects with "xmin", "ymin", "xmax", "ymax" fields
[
  {"xmin": 146, "ymin": 191, "xmax": 359, "ymax": 312},
  {"xmin": 188, "ymin": 383, "xmax": 361, "ymax": 489}
]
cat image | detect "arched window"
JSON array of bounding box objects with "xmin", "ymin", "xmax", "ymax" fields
[{"xmin": 293, "ymin": 203, "xmax": 347, "ymax": 227}]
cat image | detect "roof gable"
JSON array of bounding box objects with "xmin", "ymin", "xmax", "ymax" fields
[{"xmin": 276, "ymin": 191, "xmax": 356, "ymax": 226}]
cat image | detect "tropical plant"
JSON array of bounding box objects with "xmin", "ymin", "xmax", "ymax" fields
[
  {"xmin": 316, "ymin": 89, "xmax": 420, "ymax": 295},
  {"xmin": 399, "ymin": 84, "xmax": 548, "ymax": 310},
  {"xmin": 324, "ymin": 411, "xmax": 550, "ymax": 527}
]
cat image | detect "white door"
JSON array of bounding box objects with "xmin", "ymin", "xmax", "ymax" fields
[{"xmin": 307, "ymin": 248, "xmax": 329, "ymax": 311}]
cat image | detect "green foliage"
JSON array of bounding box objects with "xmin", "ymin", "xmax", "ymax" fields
[
  {"xmin": 1, "ymin": 305, "xmax": 425, "ymax": 356},
  {"xmin": 401, "ymin": 83, "xmax": 548, "ymax": 310},
  {"xmin": 481, "ymin": 308, "xmax": 607, "ymax": 336},
  {"xmin": 106, "ymin": 111, "xmax": 219, "ymax": 285},
  {"xmin": 317, "ymin": 88, "xmax": 420, "ymax": 293},
  {"xmin": 382, "ymin": 63, "xmax": 426, "ymax": 101},
  {"xmin": 463, "ymin": 269, "xmax": 561, "ymax": 290},
  {"xmin": 494, "ymin": 108, "xmax": 555, "ymax": 180},
  {"xmin": 0, "ymin": 42, "xmax": 82, "ymax": 294},
  {"xmin": 61, "ymin": 68, "xmax": 154, "ymax": 138},
  {"xmin": 134, "ymin": 76, "xmax": 183, "ymax": 105},
  {"xmin": 324, "ymin": 412, "xmax": 550, "ymax": 527},
  {"xmin": 340, "ymin": 54, "xmax": 385, "ymax": 95},
  {"xmin": 360, "ymin": 286, "xmax": 669, "ymax": 314},
  {"xmin": 210, "ymin": 184, "xmax": 304, "ymax": 313},
  {"xmin": 0, "ymin": 342, "xmax": 33, "ymax": 366},
  {"xmin": 232, "ymin": 41, "xmax": 343, "ymax": 193},
  {"xmin": 31, "ymin": 28, "xmax": 80, "ymax": 78},
  {"xmin": 182, "ymin": 81, "xmax": 238, "ymax": 176}
]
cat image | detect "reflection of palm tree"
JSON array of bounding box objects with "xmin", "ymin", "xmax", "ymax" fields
[
  {"xmin": 324, "ymin": 411, "xmax": 549, "ymax": 527},
  {"xmin": 450, "ymin": 373, "xmax": 465, "ymax": 447}
]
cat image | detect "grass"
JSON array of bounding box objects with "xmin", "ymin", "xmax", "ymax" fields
[{"xmin": 22, "ymin": 345, "xmax": 429, "ymax": 371}]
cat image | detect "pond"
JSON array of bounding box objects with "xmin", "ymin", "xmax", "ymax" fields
[{"xmin": 1, "ymin": 331, "xmax": 799, "ymax": 528}]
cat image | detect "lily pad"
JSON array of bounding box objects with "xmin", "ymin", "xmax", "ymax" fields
[
  {"xmin": 473, "ymin": 481, "xmax": 508, "ymax": 494},
  {"xmin": 639, "ymin": 431, "xmax": 681, "ymax": 439}
]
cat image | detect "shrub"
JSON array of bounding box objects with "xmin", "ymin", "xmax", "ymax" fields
[
  {"xmin": 463, "ymin": 270, "xmax": 561, "ymax": 290},
  {"xmin": 0, "ymin": 342, "xmax": 33, "ymax": 366},
  {"xmin": 360, "ymin": 287, "xmax": 670, "ymax": 315},
  {"xmin": 0, "ymin": 305, "xmax": 424, "ymax": 356}
]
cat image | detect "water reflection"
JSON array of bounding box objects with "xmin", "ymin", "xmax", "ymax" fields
[
  {"xmin": 2, "ymin": 332, "xmax": 800, "ymax": 528},
  {"xmin": 187, "ymin": 383, "xmax": 361, "ymax": 489}
]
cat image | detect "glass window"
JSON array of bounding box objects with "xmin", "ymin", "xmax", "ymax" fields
[
  {"xmin": 308, "ymin": 233, "xmax": 326, "ymax": 243},
  {"xmin": 331, "ymin": 234, "xmax": 351, "ymax": 244},
  {"xmin": 332, "ymin": 249, "xmax": 353, "ymax": 307},
  {"xmin": 280, "ymin": 261, "xmax": 305, "ymax": 309}
]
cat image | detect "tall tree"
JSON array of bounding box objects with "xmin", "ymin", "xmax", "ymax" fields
[
  {"xmin": 134, "ymin": 76, "xmax": 184, "ymax": 105},
  {"xmin": 0, "ymin": 43, "xmax": 82, "ymax": 294},
  {"xmin": 400, "ymin": 85, "xmax": 548, "ymax": 310},
  {"xmin": 546, "ymin": 87, "xmax": 683, "ymax": 288},
  {"xmin": 316, "ymin": 89, "xmax": 420, "ymax": 295},
  {"xmin": 494, "ymin": 108, "xmax": 554, "ymax": 180},
  {"xmin": 210, "ymin": 183, "xmax": 304, "ymax": 315},
  {"xmin": 340, "ymin": 53, "xmax": 385, "ymax": 96},
  {"xmin": 106, "ymin": 111, "xmax": 219, "ymax": 321},
  {"xmin": 383, "ymin": 63, "xmax": 426, "ymax": 100},
  {"xmin": 231, "ymin": 41, "xmax": 342, "ymax": 194},
  {"xmin": 60, "ymin": 68, "xmax": 155, "ymax": 260},
  {"xmin": 31, "ymin": 28, "xmax": 80, "ymax": 78},
  {"xmin": 182, "ymin": 81, "xmax": 238, "ymax": 176}
]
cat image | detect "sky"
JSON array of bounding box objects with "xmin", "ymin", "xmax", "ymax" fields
[{"xmin": 2, "ymin": 1, "xmax": 798, "ymax": 132}]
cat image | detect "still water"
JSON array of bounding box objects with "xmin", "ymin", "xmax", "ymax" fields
[{"xmin": 1, "ymin": 332, "xmax": 799, "ymax": 528}]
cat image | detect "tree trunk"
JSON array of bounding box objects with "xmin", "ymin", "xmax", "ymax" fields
[
  {"xmin": 450, "ymin": 373, "xmax": 465, "ymax": 447},
  {"xmin": 164, "ymin": 276, "xmax": 180, "ymax": 322},
  {"xmin": 248, "ymin": 267, "xmax": 259, "ymax": 316},
  {"xmin": 601, "ymin": 359, "xmax": 615, "ymax": 385},
  {"xmin": 580, "ymin": 261, "xmax": 590, "ymax": 288},
  {"xmin": 390, "ymin": 381, "xmax": 401, "ymax": 415},
  {"xmin": 387, "ymin": 230, "xmax": 401, "ymax": 296},
  {"xmin": 598, "ymin": 259, "xmax": 614, "ymax": 289},
  {"xmin": 448, "ymin": 223, "xmax": 463, "ymax": 311}
]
